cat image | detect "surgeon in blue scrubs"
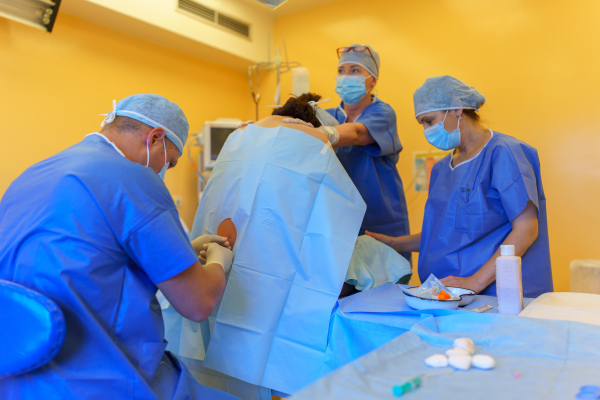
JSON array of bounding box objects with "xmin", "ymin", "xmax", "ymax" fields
[
  {"xmin": 0, "ymin": 94, "xmax": 240, "ymax": 399},
  {"xmin": 317, "ymin": 44, "xmax": 411, "ymax": 264},
  {"xmin": 368, "ymin": 76, "xmax": 553, "ymax": 298}
]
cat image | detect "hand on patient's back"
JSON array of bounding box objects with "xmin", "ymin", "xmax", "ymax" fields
[
  {"xmin": 282, "ymin": 118, "xmax": 314, "ymax": 128},
  {"xmin": 238, "ymin": 120, "xmax": 255, "ymax": 129}
]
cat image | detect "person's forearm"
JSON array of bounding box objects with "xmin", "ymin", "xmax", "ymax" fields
[
  {"xmin": 157, "ymin": 261, "xmax": 226, "ymax": 323},
  {"xmin": 199, "ymin": 263, "xmax": 227, "ymax": 314},
  {"xmin": 471, "ymin": 203, "xmax": 539, "ymax": 292},
  {"xmin": 471, "ymin": 235, "xmax": 532, "ymax": 292},
  {"xmin": 393, "ymin": 233, "xmax": 421, "ymax": 252},
  {"xmin": 335, "ymin": 123, "xmax": 375, "ymax": 147},
  {"xmin": 470, "ymin": 250, "xmax": 500, "ymax": 292}
]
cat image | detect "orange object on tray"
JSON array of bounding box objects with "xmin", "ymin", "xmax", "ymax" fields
[
  {"xmin": 217, "ymin": 218, "xmax": 237, "ymax": 247},
  {"xmin": 437, "ymin": 290, "xmax": 451, "ymax": 300}
]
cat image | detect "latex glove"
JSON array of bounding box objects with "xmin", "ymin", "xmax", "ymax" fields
[
  {"xmin": 191, "ymin": 234, "xmax": 230, "ymax": 255},
  {"xmin": 317, "ymin": 125, "xmax": 339, "ymax": 145},
  {"xmin": 282, "ymin": 118, "xmax": 314, "ymax": 128},
  {"xmin": 202, "ymin": 243, "xmax": 233, "ymax": 274}
]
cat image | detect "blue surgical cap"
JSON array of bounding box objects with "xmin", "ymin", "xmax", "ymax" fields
[
  {"xmin": 413, "ymin": 75, "xmax": 486, "ymax": 118},
  {"xmin": 338, "ymin": 44, "xmax": 380, "ymax": 78},
  {"xmin": 101, "ymin": 94, "xmax": 189, "ymax": 155}
]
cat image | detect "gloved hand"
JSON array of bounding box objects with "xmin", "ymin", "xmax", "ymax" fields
[
  {"xmin": 317, "ymin": 125, "xmax": 339, "ymax": 145},
  {"xmin": 191, "ymin": 234, "xmax": 230, "ymax": 255},
  {"xmin": 201, "ymin": 243, "xmax": 234, "ymax": 274}
]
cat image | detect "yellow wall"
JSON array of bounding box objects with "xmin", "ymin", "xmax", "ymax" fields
[
  {"xmin": 3, "ymin": 2, "xmax": 600, "ymax": 293},
  {"xmin": 0, "ymin": 13, "xmax": 253, "ymax": 227},
  {"xmin": 273, "ymin": 0, "xmax": 600, "ymax": 292}
]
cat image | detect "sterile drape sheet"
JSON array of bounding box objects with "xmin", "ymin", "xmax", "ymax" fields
[
  {"xmin": 190, "ymin": 125, "xmax": 366, "ymax": 395},
  {"xmin": 345, "ymin": 235, "xmax": 412, "ymax": 291},
  {"xmin": 291, "ymin": 313, "xmax": 600, "ymax": 400}
]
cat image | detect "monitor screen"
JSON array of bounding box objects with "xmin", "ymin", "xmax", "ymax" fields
[{"xmin": 211, "ymin": 127, "xmax": 236, "ymax": 160}]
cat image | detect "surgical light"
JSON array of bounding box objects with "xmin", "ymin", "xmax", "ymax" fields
[
  {"xmin": 0, "ymin": 0, "xmax": 61, "ymax": 32},
  {"xmin": 255, "ymin": 0, "xmax": 289, "ymax": 10}
]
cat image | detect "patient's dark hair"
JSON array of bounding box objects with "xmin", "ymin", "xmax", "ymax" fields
[{"xmin": 271, "ymin": 93, "xmax": 322, "ymax": 127}]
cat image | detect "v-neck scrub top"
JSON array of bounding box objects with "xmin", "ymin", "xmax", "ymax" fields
[
  {"xmin": 327, "ymin": 98, "xmax": 411, "ymax": 262},
  {"xmin": 418, "ymin": 131, "xmax": 553, "ymax": 297}
]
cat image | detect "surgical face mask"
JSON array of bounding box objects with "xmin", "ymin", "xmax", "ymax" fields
[
  {"xmin": 146, "ymin": 138, "xmax": 170, "ymax": 180},
  {"xmin": 423, "ymin": 110, "xmax": 461, "ymax": 151},
  {"xmin": 335, "ymin": 75, "xmax": 371, "ymax": 105}
]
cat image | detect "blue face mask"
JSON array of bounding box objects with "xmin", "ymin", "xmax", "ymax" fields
[
  {"xmin": 146, "ymin": 138, "xmax": 170, "ymax": 180},
  {"xmin": 423, "ymin": 110, "xmax": 461, "ymax": 150},
  {"xmin": 335, "ymin": 75, "xmax": 370, "ymax": 105}
]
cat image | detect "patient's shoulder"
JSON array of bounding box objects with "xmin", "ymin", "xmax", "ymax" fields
[
  {"xmin": 253, "ymin": 116, "xmax": 328, "ymax": 143},
  {"xmin": 253, "ymin": 115, "xmax": 286, "ymax": 128}
]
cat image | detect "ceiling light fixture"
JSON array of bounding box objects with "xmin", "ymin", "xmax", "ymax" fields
[
  {"xmin": 255, "ymin": 0, "xmax": 289, "ymax": 10},
  {"xmin": 0, "ymin": 0, "xmax": 62, "ymax": 32}
]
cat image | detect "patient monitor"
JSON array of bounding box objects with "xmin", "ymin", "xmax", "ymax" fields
[{"xmin": 201, "ymin": 118, "xmax": 242, "ymax": 170}]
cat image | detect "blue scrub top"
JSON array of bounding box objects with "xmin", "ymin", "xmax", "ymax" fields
[
  {"xmin": 0, "ymin": 134, "xmax": 226, "ymax": 399},
  {"xmin": 419, "ymin": 131, "xmax": 553, "ymax": 298},
  {"xmin": 327, "ymin": 98, "xmax": 410, "ymax": 262}
]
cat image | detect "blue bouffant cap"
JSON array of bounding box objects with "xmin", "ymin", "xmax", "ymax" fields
[
  {"xmin": 413, "ymin": 75, "xmax": 486, "ymax": 118},
  {"xmin": 100, "ymin": 94, "xmax": 189, "ymax": 155},
  {"xmin": 338, "ymin": 44, "xmax": 380, "ymax": 78}
]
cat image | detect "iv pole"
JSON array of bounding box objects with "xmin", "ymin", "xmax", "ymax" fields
[{"xmin": 248, "ymin": 39, "xmax": 301, "ymax": 119}]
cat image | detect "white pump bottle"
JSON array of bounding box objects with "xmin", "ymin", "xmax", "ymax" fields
[{"xmin": 495, "ymin": 245, "xmax": 524, "ymax": 315}]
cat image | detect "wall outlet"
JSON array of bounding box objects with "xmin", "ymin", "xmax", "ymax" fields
[{"xmin": 174, "ymin": 196, "xmax": 182, "ymax": 208}]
